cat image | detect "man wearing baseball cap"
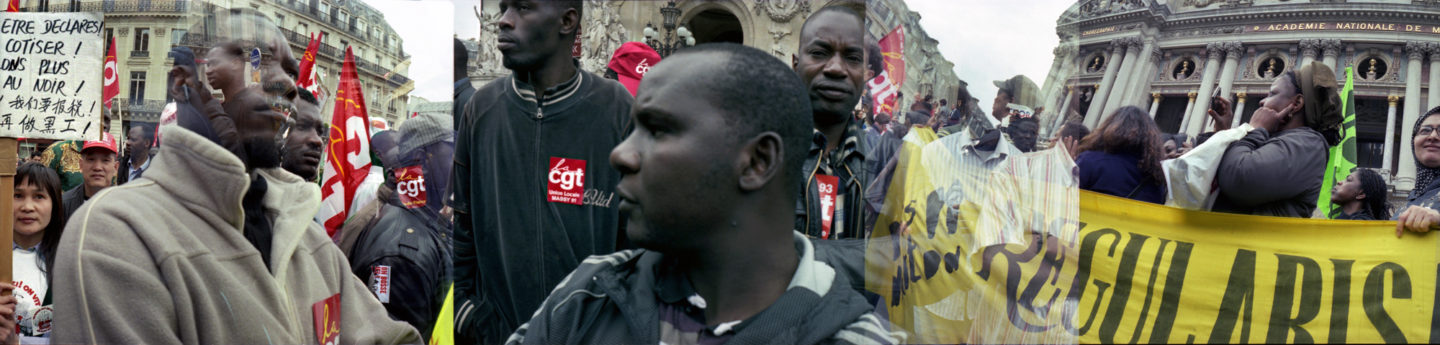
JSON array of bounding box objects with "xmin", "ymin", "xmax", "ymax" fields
[
  {"xmin": 63, "ymin": 132, "xmax": 119, "ymax": 219},
  {"xmin": 991, "ymin": 74, "xmax": 1040, "ymax": 124},
  {"xmin": 606, "ymin": 42, "xmax": 661, "ymax": 97}
]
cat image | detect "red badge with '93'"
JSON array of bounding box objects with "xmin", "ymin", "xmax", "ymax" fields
[
  {"xmin": 312, "ymin": 294, "xmax": 341, "ymax": 345},
  {"xmin": 548, "ymin": 157, "xmax": 586, "ymax": 205},
  {"xmin": 816, "ymin": 174, "xmax": 838, "ymax": 239}
]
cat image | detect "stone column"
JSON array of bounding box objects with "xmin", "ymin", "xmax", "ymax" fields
[
  {"xmin": 1231, "ymin": 91, "xmax": 1247, "ymax": 129},
  {"xmin": 1401, "ymin": 41, "xmax": 1427, "ymax": 184},
  {"xmin": 1102, "ymin": 37, "xmax": 1143, "ymax": 121},
  {"xmin": 1086, "ymin": 40, "xmax": 1126, "ymax": 128},
  {"xmin": 1123, "ymin": 40, "xmax": 1160, "ymax": 108},
  {"xmin": 1058, "ymin": 85, "xmax": 1076, "ymax": 124},
  {"xmin": 1045, "ymin": 46, "xmax": 1076, "ymax": 116},
  {"xmin": 1216, "ymin": 42, "xmax": 1244, "ymax": 102},
  {"xmin": 1186, "ymin": 43, "xmax": 1225, "ymax": 135},
  {"xmin": 1150, "ymin": 92, "xmax": 1162, "ymax": 118},
  {"xmin": 1428, "ymin": 43, "xmax": 1440, "ymax": 111},
  {"xmin": 1182, "ymin": 91, "xmax": 1198, "ymax": 132},
  {"xmin": 1321, "ymin": 39, "xmax": 1342, "ymax": 72},
  {"xmin": 1299, "ymin": 39, "xmax": 1319, "ymax": 69},
  {"xmin": 1386, "ymin": 95, "xmax": 1400, "ymax": 172}
]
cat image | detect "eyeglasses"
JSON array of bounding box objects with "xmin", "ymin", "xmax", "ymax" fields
[{"xmin": 1419, "ymin": 125, "xmax": 1440, "ymax": 138}]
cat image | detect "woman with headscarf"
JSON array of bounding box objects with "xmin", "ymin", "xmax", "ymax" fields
[
  {"xmin": 1394, "ymin": 106, "xmax": 1440, "ymax": 236},
  {"xmin": 1209, "ymin": 61, "xmax": 1342, "ymax": 217}
]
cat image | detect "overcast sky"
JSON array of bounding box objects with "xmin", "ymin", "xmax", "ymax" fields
[
  {"xmin": 455, "ymin": 0, "xmax": 482, "ymax": 40},
  {"xmin": 905, "ymin": 0, "xmax": 1074, "ymax": 107},
  {"xmin": 362, "ymin": 0, "xmax": 453, "ymax": 101}
]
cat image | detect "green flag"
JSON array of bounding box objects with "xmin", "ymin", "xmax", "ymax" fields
[{"xmin": 1318, "ymin": 67, "xmax": 1358, "ymax": 219}]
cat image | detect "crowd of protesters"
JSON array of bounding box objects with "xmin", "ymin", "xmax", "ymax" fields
[
  {"xmin": 6, "ymin": 0, "xmax": 1440, "ymax": 344},
  {"xmin": 0, "ymin": 5, "xmax": 457, "ymax": 344}
]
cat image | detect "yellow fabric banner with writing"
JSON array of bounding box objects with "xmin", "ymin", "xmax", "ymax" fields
[{"xmin": 867, "ymin": 139, "xmax": 1438, "ymax": 344}]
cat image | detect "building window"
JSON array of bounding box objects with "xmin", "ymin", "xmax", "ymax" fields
[
  {"xmin": 134, "ymin": 28, "xmax": 150, "ymax": 52},
  {"xmin": 129, "ymin": 72, "xmax": 146, "ymax": 102},
  {"xmin": 37, "ymin": 0, "xmax": 48, "ymax": 11},
  {"xmin": 276, "ymin": 13, "xmax": 285, "ymax": 26},
  {"xmin": 104, "ymin": 28, "xmax": 114, "ymax": 46},
  {"xmin": 171, "ymin": 29, "xmax": 187, "ymax": 46}
]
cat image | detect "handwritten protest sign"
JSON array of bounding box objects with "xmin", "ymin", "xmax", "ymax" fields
[{"xmin": 0, "ymin": 12, "xmax": 104, "ymax": 141}]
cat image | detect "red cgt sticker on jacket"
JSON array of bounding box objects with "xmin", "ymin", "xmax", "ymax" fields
[
  {"xmin": 815, "ymin": 174, "xmax": 838, "ymax": 239},
  {"xmin": 312, "ymin": 293, "xmax": 340, "ymax": 345},
  {"xmin": 548, "ymin": 157, "xmax": 585, "ymax": 205},
  {"xmin": 394, "ymin": 165, "xmax": 427, "ymax": 209}
]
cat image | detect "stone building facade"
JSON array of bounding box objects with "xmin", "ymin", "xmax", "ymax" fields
[
  {"xmin": 1045, "ymin": 0, "xmax": 1440, "ymax": 194},
  {"xmin": 470, "ymin": 0, "xmax": 865, "ymax": 88}
]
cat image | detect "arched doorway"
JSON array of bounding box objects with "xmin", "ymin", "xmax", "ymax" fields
[{"xmin": 688, "ymin": 9, "xmax": 743, "ymax": 44}]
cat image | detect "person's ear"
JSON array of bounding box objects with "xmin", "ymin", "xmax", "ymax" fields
[
  {"xmin": 559, "ymin": 6, "xmax": 580, "ymax": 38},
  {"xmin": 791, "ymin": 54, "xmax": 798, "ymax": 70},
  {"xmin": 1356, "ymin": 191, "xmax": 1367, "ymax": 201},
  {"xmin": 737, "ymin": 132, "xmax": 783, "ymax": 192}
]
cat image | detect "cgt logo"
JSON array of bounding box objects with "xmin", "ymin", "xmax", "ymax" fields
[
  {"xmin": 393, "ymin": 165, "xmax": 427, "ymax": 209},
  {"xmin": 634, "ymin": 58, "xmax": 652, "ymax": 75},
  {"xmin": 548, "ymin": 157, "xmax": 586, "ymax": 205}
]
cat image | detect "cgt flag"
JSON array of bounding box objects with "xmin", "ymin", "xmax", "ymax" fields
[
  {"xmin": 1317, "ymin": 67, "xmax": 1358, "ymax": 218},
  {"xmin": 103, "ymin": 37, "xmax": 119, "ymax": 108},
  {"xmin": 6, "ymin": 0, "xmax": 18, "ymax": 12},
  {"xmin": 316, "ymin": 46, "xmax": 373, "ymax": 237},
  {"xmin": 870, "ymin": 25, "xmax": 904, "ymax": 116},
  {"xmin": 297, "ymin": 32, "xmax": 324, "ymax": 93}
]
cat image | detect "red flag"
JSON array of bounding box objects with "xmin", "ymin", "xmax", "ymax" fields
[
  {"xmin": 103, "ymin": 37, "xmax": 120, "ymax": 108},
  {"xmin": 870, "ymin": 26, "xmax": 905, "ymax": 116},
  {"xmin": 316, "ymin": 47, "xmax": 373, "ymax": 237},
  {"xmin": 296, "ymin": 32, "xmax": 324, "ymax": 91},
  {"xmin": 6, "ymin": 0, "xmax": 19, "ymax": 12},
  {"xmin": 878, "ymin": 25, "xmax": 905, "ymax": 89}
]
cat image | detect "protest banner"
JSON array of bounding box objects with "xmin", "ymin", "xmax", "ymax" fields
[
  {"xmin": 0, "ymin": 11, "xmax": 104, "ymax": 294},
  {"xmin": 869, "ymin": 185, "xmax": 1438, "ymax": 344}
]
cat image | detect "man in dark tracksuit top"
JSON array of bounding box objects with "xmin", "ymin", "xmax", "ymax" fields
[
  {"xmin": 793, "ymin": 6, "xmax": 871, "ymax": 240},
  {"xmin": 509, "ymin": 42, "xmax": 901, "ymax": 345},
  {"xmin": 452, "ymin": 2, "xmax": 632, "ymax": 344}
]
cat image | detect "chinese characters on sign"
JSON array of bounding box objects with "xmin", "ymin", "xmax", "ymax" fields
[{"xmin": 0, "ymin": 12, "xmax": 103, "ymax": 141}]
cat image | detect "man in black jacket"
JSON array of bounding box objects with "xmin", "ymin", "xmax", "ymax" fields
[
  {"xmin": 793, "ymin": 5, "xmax": 870, "ymax": 240},
  {"xmin": 509, "ymin": 43, "xmax": 901, "ymax": 345},
  {"xmin": 348, "ymin": 112, "xmax": 454, "ymax": 342},
  {"xmin": 453, "ymin": 1, "xmax": 633, "ymax": 343}
]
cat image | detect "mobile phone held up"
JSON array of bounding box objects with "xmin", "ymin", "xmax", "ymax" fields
[{"xmin": 1209, "ymin": 88, "xmax": 1224, "ymax": 112}]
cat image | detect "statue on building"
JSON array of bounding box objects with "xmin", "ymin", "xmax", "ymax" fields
[
  {"xmin": 579, "ymin": 0, "xmax": 628, "ymax": 75},
  {"xmin": 1263, "ymin": 58, "xmax": 1277, "ymax": 79},
  {"xmin": 1175, "ymin": 60, "xmax": 1190, "ymax": 80},
  {"xmin": 769, "ymin": 27, "xmax": 792, "ymax": 59},
  {"xmin": 1089, "ymin": 56, "xmax": 1102, "ymax": 73},
  {"xmin": 1367, "ymin": 58, "xmax": 1379, "ymax": 80},
  {"xmin": 474, "ymin": 6, "xmax": 503, "ymax": 76}
]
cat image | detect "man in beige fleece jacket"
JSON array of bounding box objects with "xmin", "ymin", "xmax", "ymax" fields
[{"xmin": 51, "ymin": 8, "xmax": 422, "ymax": 344}]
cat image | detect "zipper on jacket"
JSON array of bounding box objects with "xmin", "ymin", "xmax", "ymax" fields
[{"xmin": 532, "ymin": 78, "xmax": 547, "ymax": 321}]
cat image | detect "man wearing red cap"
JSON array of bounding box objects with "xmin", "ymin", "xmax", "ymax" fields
[
  {"xmin": 63, "ymin": 132, "xmax": 119, "ymax": 219},
  {"xmin": 605, "ymin": 42, "xmax": 660, "ymax": 97}
]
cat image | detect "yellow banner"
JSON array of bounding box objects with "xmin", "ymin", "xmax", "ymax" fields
[{"xmin": 866, "ymin": 136, "xmax": 1439, "ymax": 343}]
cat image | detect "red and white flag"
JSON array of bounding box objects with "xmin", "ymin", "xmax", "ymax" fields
[
  {"xmin": 870, "ymin": 26, "xmax": 904, "ymax": 116},
  {"xmin": 316, "ymin": 46, "xmax": 373, "ymax": 237},
  {"xmin": 296, "ymin": 32, "xmax": 324, "ymax": 94},
  {"xmin": 103, "ymin": 37, "xmax": 120, "ymax": 108}
]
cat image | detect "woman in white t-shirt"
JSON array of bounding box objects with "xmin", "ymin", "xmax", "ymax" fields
[{"xmin": 10, "ymin": 163, "xmax": 66, "ymax": 343}]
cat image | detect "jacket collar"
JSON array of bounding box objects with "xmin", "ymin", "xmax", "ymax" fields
[
  {"xmin": 511, "ymin": 69, "xmax": 582, "ymax": 108},
  {"xmin": 146, "ymin": 125, "xmax": 322, "ymax": 277}
]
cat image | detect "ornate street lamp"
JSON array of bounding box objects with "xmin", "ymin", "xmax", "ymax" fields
[{"xmin": 643, "ymin": 1, "xmax": 694, "ymax": 57}]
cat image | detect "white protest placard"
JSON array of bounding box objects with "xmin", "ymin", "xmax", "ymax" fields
[{"xmin": 0, "ymin": 12, "xmax": 103, "ymax": 141}]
